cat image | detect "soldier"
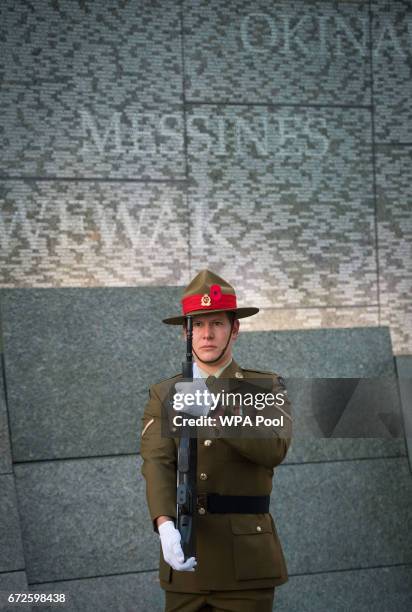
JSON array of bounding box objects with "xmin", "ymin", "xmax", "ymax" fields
[{"xmin": 140, "ymin": 269, "xmax": 292, "ymax": 612}]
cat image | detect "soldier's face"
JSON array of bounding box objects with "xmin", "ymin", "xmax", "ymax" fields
[{"xmin": 188, "ymin": 312, "xmax": 239, "ymax": 364}]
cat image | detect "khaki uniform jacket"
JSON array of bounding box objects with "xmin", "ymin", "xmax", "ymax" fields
[{"xmin": 140, "ymin": 359, "xmax": 292, "ymax": 593}]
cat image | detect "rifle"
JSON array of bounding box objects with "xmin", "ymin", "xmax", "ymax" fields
[{"xmin": 176, "ymin": 314, "xmax": 197, "ymax": 559}]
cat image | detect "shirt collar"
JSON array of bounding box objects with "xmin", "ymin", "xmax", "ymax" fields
[{"xmin": 193, "ymin": 358, "xmax": 233, "ymax": 379}]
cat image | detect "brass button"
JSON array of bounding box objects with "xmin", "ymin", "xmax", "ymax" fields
[
  {"xmin": 256, "ymin": 526, "xmax": 262, "ymax": 532},
  {"xmin": 200, "ymin": 473, "xmax": 208, "ymax": 481},
  {"xmin": 235, "ymin": 371, "xmax": 244, "ymax": 378},
  {"xmin": 204, "ymin": 439, "xmax": 212, "ymax": 447},
  {"xmin": 198, "ymin": 507, "xmax": 206, "ymax": 515}
]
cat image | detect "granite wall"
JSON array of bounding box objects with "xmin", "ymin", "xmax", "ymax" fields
[{"xmin": 0, "ymin": 288, "xmax": 411, "ymax": 611}]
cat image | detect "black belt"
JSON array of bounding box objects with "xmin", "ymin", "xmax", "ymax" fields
[{"xmin": 197, "ymin": 493, "xmax": 270, "ymax": 514}]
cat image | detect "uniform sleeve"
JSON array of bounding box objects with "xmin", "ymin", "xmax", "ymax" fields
[
  {"xmin": 140, "ymin": 384, "xmax": 177, "ymax": 532},
  {"xmin": 220, "ymin": 374, "xmax": 293, "ymax": 469}
]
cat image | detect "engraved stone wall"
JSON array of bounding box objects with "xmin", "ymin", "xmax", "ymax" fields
[{"xmin": 0, "ymin": 0, "xmax": 411, "ymax": 352}]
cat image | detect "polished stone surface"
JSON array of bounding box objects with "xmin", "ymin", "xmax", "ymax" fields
[
  {"xmin": 14, "ymin": 455, "xmax": 156, "ymax": 583},
  {"xmin": 0, "ymin": 368, "xmax": 12, "ymax": 475},
  {"xmin": 0, "ymin": 475, "xmax": 25, "ymax": 573},
  {"xmin": 28, "ymin": 565, "xmax": 412, "ymax": 612},
  {"xmin": 13, "ymin": 453, "xmax": 412, "ymax": 583},
  {"xmin": 2, "ymin": 288, "xmax": 404, "ymax": 465},
  {"xmin": 0, "ymin": 572, "xmax": 30, "ymax": 612},
  {"xmin": 271, "ymin": 457, "xmax": 412, "ymax": 575},
  {"xmin": 275, "ymin": 564, "xmax": 412, "ymax": 612},
  {"xmin": 396, "ymin": 355, "xmax": 412, "ymax": 473},
  {"xmin": 30, "ymin": 571, "xmax": 164, "ymax": 612},
  {"xmin": 234, "ymin": 327, "xmax": 396, "ymax": 377},
  {"xmin": 1, "ymin": 287, "xmax": 182, "ymax": 461}
]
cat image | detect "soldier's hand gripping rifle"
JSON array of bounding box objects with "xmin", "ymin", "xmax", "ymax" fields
[{"xmin": 176, "ymin": 315, "xmax": 197, "ymax": 559}]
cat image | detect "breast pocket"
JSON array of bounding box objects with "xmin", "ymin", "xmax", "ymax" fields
[{"xmin": 230, "ymin": 514, "xmax": 282, "ymax": 580}]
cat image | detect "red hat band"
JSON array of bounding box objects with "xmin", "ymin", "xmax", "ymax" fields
[{"xmin": 182, "ymin": 284, "xmax": 237, "ymax": 315}]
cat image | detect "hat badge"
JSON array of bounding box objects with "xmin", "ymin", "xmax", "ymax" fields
[{"xmin": 201, "ymin": 294, "xmax": 212, "ymax": 306}]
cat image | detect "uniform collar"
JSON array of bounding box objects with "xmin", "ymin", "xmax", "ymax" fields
[
  {"xmin": 192, "ymin": 359, "xmax": 245, "ymax": 397},
  {"xmin": 198, "ymin": 358, "xmax": 245, "ymax": 383},
  {"xmin": 221, "ymin": 358, "xmax": 244, "ymax": 380},
  {"xmin": 194, "ymin": 357, "xmax": 233, "ymax": 379}
]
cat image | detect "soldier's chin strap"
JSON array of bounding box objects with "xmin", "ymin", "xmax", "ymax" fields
[{"xmin": 191, "ymin": 318, "xmax": 235, "ymax": 365}]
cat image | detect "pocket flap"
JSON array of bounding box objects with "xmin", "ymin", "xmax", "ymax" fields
[{"xmin": 230, "ymin": 514, "xmax": 273, "ymax": 535}]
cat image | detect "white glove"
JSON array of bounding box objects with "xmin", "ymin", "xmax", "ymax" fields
[
  {"xmin": 174, "ymin": 379, "xmax": 211, "ymax": 417},
  {"xmin": 158, "ymin": 520, "xmax": 197, "ymax": 572}
]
